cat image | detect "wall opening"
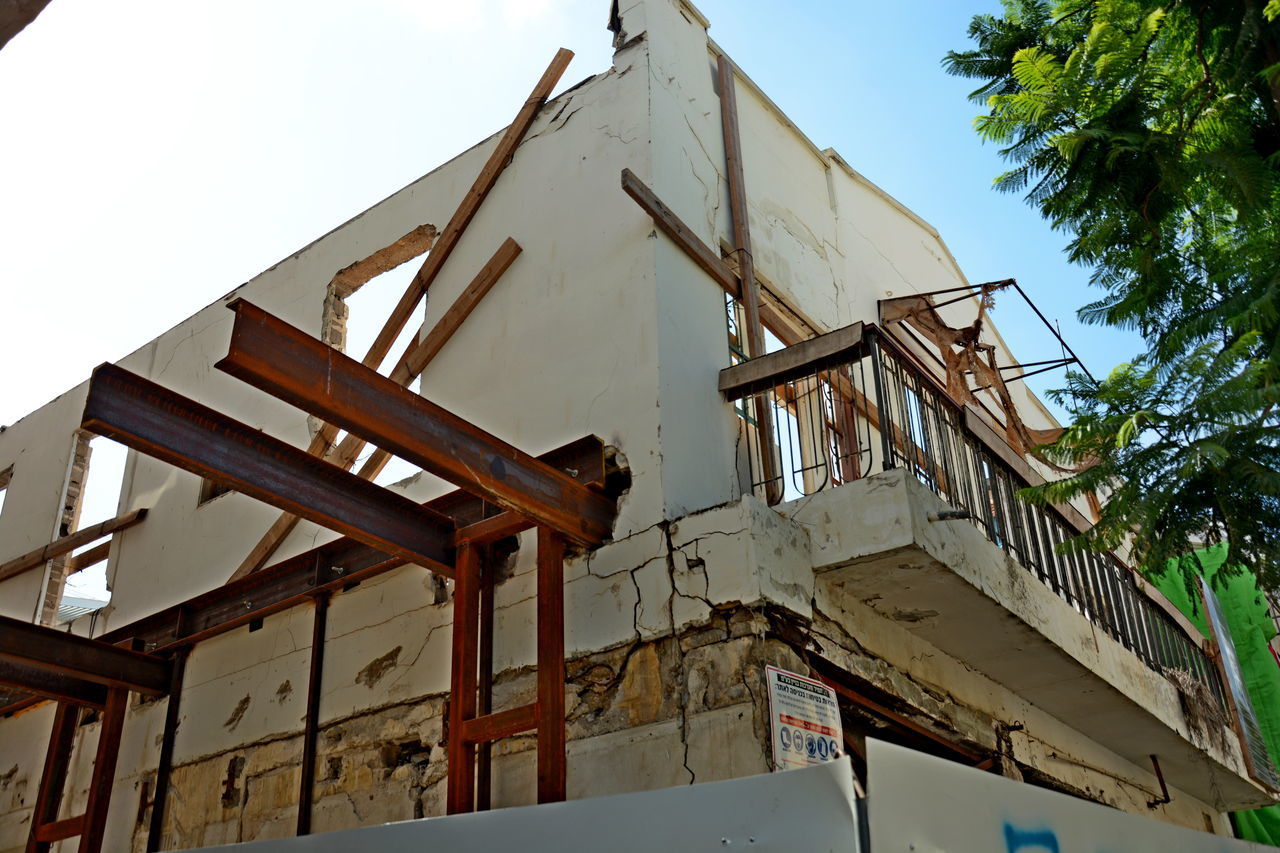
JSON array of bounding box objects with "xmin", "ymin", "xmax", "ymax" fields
[
  {"xmin": 43, "ymin": 433, "xmax": 128, "ymax": 625},
  {"xmin": 198, "ymin": 478, "xmax": 231, "ymax": 506},
  {"xmin": 0, "ymin": 466, "xmax": 10, "ymax": 517},
  {"xmin": 321, "ymin": 224, "xmax": 436, "ymax": 488}
]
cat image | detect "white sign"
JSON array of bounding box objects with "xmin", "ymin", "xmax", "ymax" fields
[
  {"xmin": 868, "ymin": 737, "xmax": 1269, "ymax": 853},
  {"xmin": 765, "ymin": 665, "xmax": 844, "ymax": 771}
]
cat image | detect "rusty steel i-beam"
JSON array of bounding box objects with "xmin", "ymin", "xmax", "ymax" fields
[
  {"xmin": 81, "ymin": 364, "xmax": 456, "ymax": 576},
  {"xmin": 0, "ymin": 614, "xmax": 169, "ymax": 696},
  {"xmin": 216, "ymin": 300, "xmax": 616, "ymax": 547}
]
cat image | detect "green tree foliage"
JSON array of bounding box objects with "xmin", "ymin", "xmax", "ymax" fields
[{"xmin": 944, "ymin": 1, "xmax": 1280, "ymax": 585}]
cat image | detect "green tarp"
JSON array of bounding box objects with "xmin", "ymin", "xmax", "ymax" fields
[{"xmin": 1152, "ymin": 544, "xmax": 1280, "ymax": 845}]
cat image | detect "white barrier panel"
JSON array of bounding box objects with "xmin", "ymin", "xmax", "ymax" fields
[
  {"xmin": 867, "ymin": 738, "xmax": 1267, "ymax": 853},
  {"xmin": 195, "ymin": 757, "xmax": 859, "ymax": 852}
]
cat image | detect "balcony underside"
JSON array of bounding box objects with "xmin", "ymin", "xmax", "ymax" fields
[{"xmin": 790, "ymin": 469, "xmax": 1272, "ymax": 811}]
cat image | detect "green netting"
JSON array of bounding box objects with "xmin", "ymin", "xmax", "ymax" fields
[{"xmin": 1151, "ymin": 544, "xmax": 1280, "ymax": 845}]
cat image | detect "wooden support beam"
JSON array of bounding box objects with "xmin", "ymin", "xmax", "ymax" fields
[
  {"xmin": 718, "ymin": 322, "xmax": 866, "ymax": 400},
  {"xmin": 621, "ymin": 168, "xmax": 741, "ymax": 299},
  {"xmin": 81, "ymin": 363, "xmax": 456, "ymax": 576},
  {"xmin": 717, "ymin": 54, "xmax": 781, "ymax": 505},
  {"xmin": 718, "ymin": 55, "xmax": 765, "ymax": 365},
  {"xmin": 218, "ymin": 301, "xmax": 616, "ymax": 547},
  {"xmin": 65, "ymin": 542, "xmax": 111, "ymax": 576},
  {"xmin": 365, "ymin": 49, "xmax": 571, "ymax": 375},
  {"xmin": 536, "ymin": 528, "xmax": 566, "ymax": 804},
  {"xmin": 0, "ymin": 509, "xmax": 146, "ymax": 584},
  {"xmin": 339, "ymin": 236, "xmax": 525, "ymax": 485},
  {"xmin": 231, "ymin": 237, "xmax": 524, "ymax": 581},
  {"xmin": 0, "ymin": 614, "xmax": 169, "ymax": 695}
]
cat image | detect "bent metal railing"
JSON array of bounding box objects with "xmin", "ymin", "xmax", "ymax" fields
[{"xmin": 719, "ymin": 322, "xmax": 1225, "ymax": 708}]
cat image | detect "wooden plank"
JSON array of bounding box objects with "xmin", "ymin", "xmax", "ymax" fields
[
  {"xmin": 230, "ymin": 237, "xmax": 525, "ymax": 581},
  {"xmin": 620, "ymin": 168, "xmax": 741, "ymax": 299},
  {"xmin": 65, "ymin": 542, "xmax": 110, "ymax": 576},
  {"xmin": 364, "ymin": 49, "xmax": 572, "ymax": 375},
  {"xmin": 218, "ymin": 301, "xmax": 616, "ymax": 547},
  {"xmin": 350, "ymin": 237, "xmax": 526, "ymax": 483},
  {"xmin": 718, "ymin": 54, "xmax": 763, "ymax": 359},
  {"xmin": 232, "ymin": 42, "xmax": 571, "ymax": 582},
  {"xmin": 718, "ymin": 54, "xmax": 781, "ymax": 506},
  {"xmin": 460, "ymin": 703, "xmax": 538, "ymax": 744},
  {"xmin": 718, "ymin": 322, "xmax": 866, "ymax": 400},
  {"xmin": 0, "ymin": 509, "xmax": 146, "ymax": 584},
  {"xmin": 536, "ymin": 528, "xmax": 566, "ymax": 804}
]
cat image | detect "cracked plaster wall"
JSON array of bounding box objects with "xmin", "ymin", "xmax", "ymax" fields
[{"xmin": 0, "ymin": 0, "xmax": 1242, "ymax": 848}]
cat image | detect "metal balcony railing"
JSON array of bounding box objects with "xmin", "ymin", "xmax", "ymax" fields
[{"xmin": 719, "ymin": 322, "xmax": 1225, "ymax": 708}]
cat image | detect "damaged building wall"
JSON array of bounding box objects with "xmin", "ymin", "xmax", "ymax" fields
[{"xmin": 0, "ymin": 0, "xmax": 1266, "ymax": 850}]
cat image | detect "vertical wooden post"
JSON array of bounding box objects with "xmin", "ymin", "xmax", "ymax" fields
[
  {"xmin": 296, "ymin": 592, "xmax": 329, "ymax": 836},
  {"xmin": 446, "ymin": 543, "xmax": 480, "ymax": 814},
  {"xmin": 146, "ymin": 647, "xmax": 189, "ymax": 852},
  {"xmin": 78, "ymin": 687, "xmax": 128, "ymax": 853},
  {"xmin": 536, "ymin": 528, "xmax": 566, "ymax": 803},
  {"xmin": 26, "ymin": 702, "xmax": 78, "ymax": 853},
  {"xmin": 718, "ymin": 52, "xmax": 782, "ymax": 505}
]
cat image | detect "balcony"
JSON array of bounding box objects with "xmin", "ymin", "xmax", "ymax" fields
[{"xmin": 719, "ymin": 322, "xmax": 1274, "ymax": 808}]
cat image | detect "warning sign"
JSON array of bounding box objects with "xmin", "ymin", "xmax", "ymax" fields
[{"xmin": 765, "ymin": 665, "xmax": 843, "ymax": 772}]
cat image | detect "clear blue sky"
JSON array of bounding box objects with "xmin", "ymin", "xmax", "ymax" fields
[{"xmin": 0, "ymin": 0, "xmax": 1138, "ymax": 430}]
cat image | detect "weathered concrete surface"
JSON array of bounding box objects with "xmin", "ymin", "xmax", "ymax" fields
[
  {"xmin": 788, "ymin": 468, "xmax": 1267, "ymax": 810},
  {"xmin": 0, "ymin": 0, "xmax": 1265, "ymax": 848}
]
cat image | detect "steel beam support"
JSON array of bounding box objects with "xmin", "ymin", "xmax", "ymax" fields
[
  {"xmin": 0, "ymin": 614, "xmax": 169, "ymax": 695},
  {"xmin": 476, "ymin": 552, "xmax": 496, "ymax": 811},
  {"xmin": 146, "ymin": 648, "xmax": 188, "ymax": 852},
  {"xmin": 217, "ymin": 300, "xmax": 615, "ymax": 546},
  {"xmin": 296, "ymin": 593, "xmax": 328, "ymax": 836},
  {"xmin": 536, "ymin": 528, "xmax": 566, "ymax": 803},
  {"xmin": 79, "ymin": 688, "xmax": 128, "ymax": 853},
  {"xmin": 26, "ymin": 702, "xmax": 77, "ymax": 853},
  {"xmin": 0, "ymin": 661, "xmax": 106, "ymax": 708},
  {"xmin": 81, "ymin": 363, "xmax": 455, "ymax": 574},
  {"xmin": 0, "ymin": 440, "xmax": 608, "ymax": 693},
  {"xmin": 446, "ymin": 542, "xmax": 480, "ymax": 815}
]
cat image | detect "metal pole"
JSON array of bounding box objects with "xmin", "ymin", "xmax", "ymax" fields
[
  {"xmin": 146, "ymin": 647, "xmax": 189, "ymax": 852},
  {"xmin": 296, "ymin": 592, "xmax": 329, "ymax": 836}
]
